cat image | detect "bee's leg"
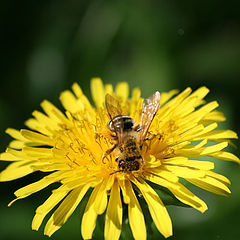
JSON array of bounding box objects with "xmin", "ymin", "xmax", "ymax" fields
[
  {"xmin": 102, "ymin": 144, "xmax": 117, "ymax": 163},
  {"xmin": 144, "ymin": 133, "xmax": 161, "ymax": 142},
  {"xmin": 134, "ymin": 125, "xmax": 143, "ymax": 132},
  {"xmin": 111, "ymin": 134, "xmax": 117, "ymax": 139}
]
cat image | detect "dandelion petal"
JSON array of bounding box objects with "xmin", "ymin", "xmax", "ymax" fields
[
  {"xmin": 104, "ymin": 180, "xmax": 122, "ymax": 240},
  {"xmin": 81, "ymin": 185, "xmax": 100, "ymax": 239},
  {"xmin": 125, "ymin": 180, "xmax": 146, "ymax": 240},
  {"xmin": 44, "ymin": 185, "xmax": 90, "ymax": 236},
  {"xmin": 32, "ymin": 185, "xmax": 69, "ymax": 231},
  {"xmin": 133, "ymin": 178, "xmax": 173, "ymax": 238}
]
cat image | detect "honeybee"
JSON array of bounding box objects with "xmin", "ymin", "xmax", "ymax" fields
[{"xmin": 103, "ymin": 91, "xmax": 161, "ymax": 174}]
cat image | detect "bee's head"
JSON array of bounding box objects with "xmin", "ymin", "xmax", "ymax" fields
[{"xmin": 107, "ymin": 115, "xmax": 135, "ymax": 132}]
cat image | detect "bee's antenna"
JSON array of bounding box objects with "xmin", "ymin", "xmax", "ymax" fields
[{"xmin": 109, "ymin": 170, "xmax": 123, "ymax": 175}]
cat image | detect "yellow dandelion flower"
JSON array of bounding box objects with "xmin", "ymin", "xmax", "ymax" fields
[{"xmin": 0, "ymin": 78, "xmax": 239, "ymax": 239}]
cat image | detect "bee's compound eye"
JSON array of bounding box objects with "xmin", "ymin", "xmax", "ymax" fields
[
  {"xmin": 118, "ymin": 160, "xmax": 126, "ymax": 169},
  {"xmin": 107, "ymin": 119, "xmax": 114, "ymax": 131}
]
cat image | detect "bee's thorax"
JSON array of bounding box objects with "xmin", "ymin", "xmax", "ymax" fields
[{"xmin": 107, "ymin": 115, "xmax": 135, "ymax": 132}]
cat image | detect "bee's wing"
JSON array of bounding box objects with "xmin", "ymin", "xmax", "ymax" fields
[
  {"xmin": 139, "ymin": 91, "xmax": 160, "ymax": 142},
  {"xmin": 105, "ymin": 94, "xmax": 122, "ymax": 119},
  {"xmin": 105, "ymin": 94, "xmax": 125, "ymax": 142}
]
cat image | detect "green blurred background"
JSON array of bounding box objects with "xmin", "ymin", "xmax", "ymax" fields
[{"xmin": 0, "ymin": 0, "xmax": 239, "ymax": 239}]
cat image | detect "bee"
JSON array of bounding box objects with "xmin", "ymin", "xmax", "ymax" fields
[{"xmin": 103, "ymin": 91, "xmax": 161, "ymax": 174}]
